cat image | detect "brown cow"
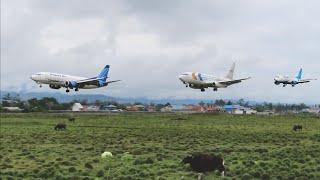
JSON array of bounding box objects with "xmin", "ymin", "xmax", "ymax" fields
[
  {"xmin": 182, "ymin": 154, "xmax": 225, "ymax": 176},
  {"xmin": 54, "ymin": 123, "xmax": 66, "ymax": 131}
]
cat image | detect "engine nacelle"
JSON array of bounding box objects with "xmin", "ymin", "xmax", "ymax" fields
[
  {"xmin": 65, "ymin": 81, "xmax": 78, "ymax": 89},
  {"xmin": 49, "ymin": 84, "xmax": 61, "ymax": 89}
]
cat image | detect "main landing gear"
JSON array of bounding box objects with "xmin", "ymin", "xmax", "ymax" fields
[
  {"xmin": 213, "ymin": 88, "xmax": 218, "ymax": 91},
  {"xmin": 283, "ymin": 84, "xmax": 286, "ymax": 87},
  {"xmin": 75, "ymin": 88, "xmax": 79, "ymax": 92},
  {"xmin": 66, "ymin": 89, "xmax": 70, "ymax": 93},
  {"xmin": 201, "ymin": 88, "xmax": 205, "ymax": 92}
]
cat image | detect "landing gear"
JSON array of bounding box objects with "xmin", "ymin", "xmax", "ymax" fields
[
  {"xmin": 201, "ymin": 88, "xmax": 205, "ymax": 92},
  {"xmin": 213, "ymin": 88, "xmax": 218, "ymax": 91},
  {"xmin": 75, "ymin": 88, "xmax": 79, "ymax": 92},
  {"xmin": 186, "ymin": 84, "xmax": 188, "ymax": 88},
  {"xmin": 66, "ymin": 89, "xmax": 70, "ymax": 93},
  {"xmin": 39, "ymin": 84, "xmax": 42, "ymax": 88},
  {"xmin": 283, "ymin": 84, "xmax": 286, "ymax": 87},
  {"xmin": 291, "ymin": 84, "xmax": 295, "ymax": 87}
]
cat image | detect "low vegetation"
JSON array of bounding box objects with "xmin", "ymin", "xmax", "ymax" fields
[{"xmin": 1, "ymin": 113, "xmax": 320, "ymax": 179}]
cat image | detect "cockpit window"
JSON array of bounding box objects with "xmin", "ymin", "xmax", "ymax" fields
[{"xmin": 181, "ymin": 73, "xmax": 189, "ymax": 76}]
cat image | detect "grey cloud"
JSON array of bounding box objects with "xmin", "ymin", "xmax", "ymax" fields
[{"xmin": 1, "ymin": 0, "xmax": 319, "ymax": 103}]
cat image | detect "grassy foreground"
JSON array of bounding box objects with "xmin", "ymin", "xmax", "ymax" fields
[{"xmin": 1, "ymin": 113, "xmax": 320, "ymax": 179}]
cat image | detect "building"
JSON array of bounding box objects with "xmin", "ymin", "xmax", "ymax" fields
[
  {"xmin": 160, "ymin": 106, "xmax": 173, "ymax": 112},
  {"xmin": 223, "ymin": 105, "xmax": 257, "ymax": 115},
  {"xmin": 126, "ymin": 105, "xmax": 146, "ymax": 111},
  {"xmin": 104, "ymin": 105, "xmax": 117, "ymax": 111},
  {"xmin": 180, "ymin": 104, "xmax": 221, "ymax": 113},
  {"xmin": 85, "ymin": 105, "xmax": 100, "ymax": 112},
  {"xmin": 72, "ymin": 103, "xmax": 83, "ymax": 111},
  {"xmin": 146, "ymin": 106, "xmax": 156, "ymax": 112},
  {"xmin": 2, "ymin": 107, "xmax": 23, "ymax": 112}
]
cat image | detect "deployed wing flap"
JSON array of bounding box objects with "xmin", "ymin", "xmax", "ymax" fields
[{"xmin": 219, "ymin": 77, "xmax": 251, "ymax": 86}]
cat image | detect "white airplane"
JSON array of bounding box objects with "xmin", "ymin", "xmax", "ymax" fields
[
  {"xmin": 179, "ymin": 62, "xmax": 251, "ymax": 92},
  {"xmin": 30, "ymin": 65, "xmax": 120, "ymax": 93},
  {"xmin": 274, "ymin": 68, "xmax": 316, "ymax": 87}
]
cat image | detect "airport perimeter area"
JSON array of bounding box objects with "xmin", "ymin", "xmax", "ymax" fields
[{"xmin": 1, "ymin": 113, "xmax": 320, "ymax": 179}]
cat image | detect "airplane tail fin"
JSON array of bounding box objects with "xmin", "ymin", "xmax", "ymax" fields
[
  {"xmin": 225, "ymin": 62, "xmax": 235, "ymax": 80},
  {"xmin": 98, "ymin": 65, "xmax": 110, "ymax": 81},
  {"xmin": 296, "ymin": 68, "xmax": 302, "ymax": 80}
]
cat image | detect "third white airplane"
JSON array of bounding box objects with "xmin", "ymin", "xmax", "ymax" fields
[
  {"xmin": 31, "ymin": 65, "xmax": 120, "ymax": 93},
  {"xmin": 179, "ymin": 62, "xmax": 251, "ymax": 92},
  {"xmin": 274, "ymin": 68, "xmax": 317, "ymax": 87}
]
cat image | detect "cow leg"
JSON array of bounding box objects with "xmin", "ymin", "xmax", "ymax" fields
[{"xmin": 197, "ymin": 173, "xmax": 203, "ymax": 180}]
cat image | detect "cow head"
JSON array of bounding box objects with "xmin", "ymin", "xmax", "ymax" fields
[{"xmin": 182, "ymin": 156, "xmax": 193, "ymax": 164}]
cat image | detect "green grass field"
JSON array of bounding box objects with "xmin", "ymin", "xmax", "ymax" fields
[{"xmin": 1, "ymin": 113, "xmax": 320, "ymax": 179}]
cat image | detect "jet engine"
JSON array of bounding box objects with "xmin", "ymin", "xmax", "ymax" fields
[
  {"xmin": 49, "ymin": 84, "xmax": 61, "ymax": 89},
  {"xmin": 65, "ymin": 81, "xmax": 78, "ymax": 89}
]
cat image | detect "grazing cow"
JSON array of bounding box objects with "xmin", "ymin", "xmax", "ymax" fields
[
  {"xmin": 182, "ymin": 154, "xmax": 225, "ymax": 176},
  {"xmin": 293, "ymin": 124, "xmax": 302, "ymax": 131},
  {"xmin": 68, "ymin": 117, "xmax": 75, "ymax": 122},
  {"xmin": 54, "ymin": 123, "xmax": 66, "ymax": 131}
]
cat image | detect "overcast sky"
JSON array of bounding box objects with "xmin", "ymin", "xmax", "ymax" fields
[{"xmin": 1, "ymin": 0, "xmax": 319, "ymax": 104}]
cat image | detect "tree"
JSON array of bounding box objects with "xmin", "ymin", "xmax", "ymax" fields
[
  {"xmin": 214, "ymin": 99, "xmax": 225, "ymax": 106},
  {"xmin": 199, "ymin": 101, "xmax": 205, "ymax": 106}
]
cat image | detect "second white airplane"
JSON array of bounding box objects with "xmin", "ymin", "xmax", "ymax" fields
[
  {"xmin": 179, "ymin": 62, "xmax": 251, "ymax": 92},
  {"xmin": 31, "ymin": 65, "xmax": 120, "ymax": 93}
]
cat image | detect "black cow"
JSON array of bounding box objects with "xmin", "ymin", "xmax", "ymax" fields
[
  {"xmin": 182, "ymin": 154, "xmax": 225, "ymax": 175},
  {"xmin": 68, "ymin": 117, "xmax": 75, "ymax": 122},
  {"xmin": 293, "ymin": 124, "xmax": 302, "ymax": 131},
  {"xmin": 54, "ymin": 123, "xmax": 66, "ymax": 131}
]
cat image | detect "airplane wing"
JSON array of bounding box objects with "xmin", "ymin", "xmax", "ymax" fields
[
  {"xmin": 297, "ymin": 78, "xmax": 317, "ymax": 84},
  {"xmin": 76, "ymin": 77, "xmax": 104, "ymax": 86},
  {"xmin": 76, "ymin": 78, "xmax": 121, "ymax": 86},
  {"xmin": 106, "ymin": 80, "xmax": 121, "ymax": 84},
  {"xmin": 218, "ymin": 77, "xmax": 251, "ymax": 86}
]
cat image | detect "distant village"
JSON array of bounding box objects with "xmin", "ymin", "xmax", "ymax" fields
[{"xmin": 1, "ymin": 93, "xmax": 320, "ymax": 116}]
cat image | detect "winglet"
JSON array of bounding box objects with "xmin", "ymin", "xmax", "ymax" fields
[
  {"xmin": 296, "ymin": 68, "xmax": 303, "ymax": 81},
  {"xmin": 225, "ymin": 62, "xmax": 236, "ymax": 80}
]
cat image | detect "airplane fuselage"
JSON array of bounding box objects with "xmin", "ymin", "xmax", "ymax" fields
[
  {"xmin": 31, "ymin": 72, "xmax": 102, "ymax": 90},
  {"xmin": 179, "ymin": 72, "xmax": 229, "ymax": 89},
  {"xmin": 274, "ymin": 75, "xmax": 300, "ymax": 86}
]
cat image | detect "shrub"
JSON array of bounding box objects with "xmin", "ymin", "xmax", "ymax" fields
[
  {"xmin": 241, "ymin": 173, "xmax": 252, "ymax": 180},
  {"xmin": 84, "ymin": 163, "xmax": 93, "ymax": 169},
  {"xmin": 261, "ymin": 174, "xmax": 270, "ymax": 180},
  {"xmin": 68, "ymin": 167, "xmax": 77, "ymax": 173},
  {"xmin": 96, "ymin": 170, "xmax": 104, "ymax": 177}
]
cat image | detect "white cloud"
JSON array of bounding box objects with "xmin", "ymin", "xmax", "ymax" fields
[{"xmin": 40, "ymin": 18, "xmax": 106, "ymax": 54}]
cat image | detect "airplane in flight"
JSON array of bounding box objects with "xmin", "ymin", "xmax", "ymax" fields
[
  {"xmin": 179, "ymin": 62, "xmax": 251, "ymax": 92},
  {"xmin": 30, "ymin": 65, "xmax": 120, "ymax": 93},
  {"xmin": 274, "ymin": 68, "xmax": 316, "ymax": 87}
]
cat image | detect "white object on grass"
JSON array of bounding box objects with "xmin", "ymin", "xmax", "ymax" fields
[{"xmin": 101, "ymin": 151, "xmax": 113, "ymax": 159}]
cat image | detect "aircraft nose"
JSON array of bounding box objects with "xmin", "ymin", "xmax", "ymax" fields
[{"xmin": 30, "ymin": 75, "xmax": 35, "ymax": 80}]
